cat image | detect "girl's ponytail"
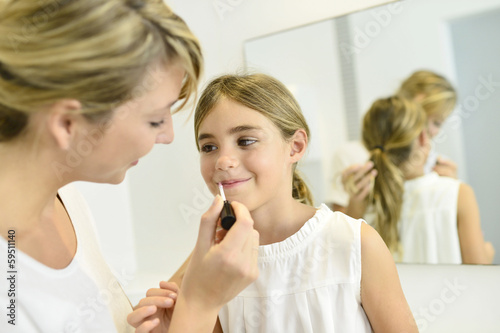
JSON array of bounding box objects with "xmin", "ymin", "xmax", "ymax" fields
[{"xmin": 292, "ymin": 169, "xmax": 314, "ymax": 206}]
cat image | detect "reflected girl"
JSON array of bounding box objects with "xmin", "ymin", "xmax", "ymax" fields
[{"xmin": 362, "ymin": 96, "xmax": 494, "ymax": 264}]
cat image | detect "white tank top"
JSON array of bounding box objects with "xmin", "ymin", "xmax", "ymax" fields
[
  {"xmin": 219, "ymin": 204, "xmax": 372, "ymax": 333},
  {"xmin": 0, "ymin": 184, "xmax": 133, "ymax": 333}
]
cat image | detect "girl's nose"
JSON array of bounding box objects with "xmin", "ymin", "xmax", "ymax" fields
[{"xmin": 215, "ymin": 153, "xmax": 239, "ymax": 171}]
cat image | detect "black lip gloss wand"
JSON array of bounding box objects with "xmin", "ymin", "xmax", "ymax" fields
[{"xmin": 218, "ymin": 182, "xmax": 236, "ymax": 230}]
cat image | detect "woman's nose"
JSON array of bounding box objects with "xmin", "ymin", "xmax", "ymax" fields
[{"xmin": 156, "ymin": 119, "xmax": 174, "ymax": 144}]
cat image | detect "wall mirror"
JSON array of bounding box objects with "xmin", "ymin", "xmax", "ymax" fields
[{"xmin": 244, "ymin": 0, "xmax": 500, "ymax": 264}]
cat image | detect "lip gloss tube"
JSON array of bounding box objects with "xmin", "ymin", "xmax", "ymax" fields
[{"xmin": 218, "ymin": 183, "xmax": 236, "ymax": 230}]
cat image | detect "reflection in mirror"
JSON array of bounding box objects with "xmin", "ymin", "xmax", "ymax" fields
[{"xmin": 244, "ymin": 0, "xmax": 500, "ymax": 264}]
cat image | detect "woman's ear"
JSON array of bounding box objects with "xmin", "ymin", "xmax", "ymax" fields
[
  {"xmin": 289, "ymin": 129, "xmax": 308, "ymax": 163},
  {"xmin": 47, "ymin": 99, "xmax": 82, "ymax": 150}
]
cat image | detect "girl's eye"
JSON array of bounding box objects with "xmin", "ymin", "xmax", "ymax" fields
[
  {"xmin": 433, "ymin": 121, "xmax": 443, "ymax": 128},
  {"xmin": 200, "ymin": 144, "xmax": 218, "ymax": 153},
  {"xmin": 150, "ymin": 120, "xmax": 165, "ymax": 128},
  {"xmin": 238, "ymin": 138, "xmax": 257, "ymax": 146}
]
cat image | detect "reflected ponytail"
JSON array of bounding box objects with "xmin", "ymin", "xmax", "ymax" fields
[{"xmin": 362, "ymin": 96, "xmax": 426, "ymax": 255}]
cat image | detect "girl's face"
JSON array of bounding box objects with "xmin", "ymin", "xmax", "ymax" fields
[
  {"xmin": 427, "ymin": 114, "xmax": 445, "ymax": 139},
  {"xmin": 198, "ymin": 98, "xmax": 295, "ymax": 212},
  {"xmin": 75, "ymin": 62, "xmax": 185, "ymax": 184}
]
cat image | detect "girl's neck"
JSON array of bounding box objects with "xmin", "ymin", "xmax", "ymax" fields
[
  {"xmin": 403, "ymin": 166, "xmax": 425, "ymax": 180},
  {"xmin": 251, "ymin": 195, "xmax": 316, "ymax": 245},
  {"xmin": 401, "ymin": 145, "xmax": 428, "ymax": 180}
]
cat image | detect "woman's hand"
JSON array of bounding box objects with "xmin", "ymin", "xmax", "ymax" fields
[
  {"xmin": 168, "ymin": 195, "xmax": 260, "ymax": 332},
  {"xmin": 127, "ymin": 281, "xmax": 179, "ymax": 333}
]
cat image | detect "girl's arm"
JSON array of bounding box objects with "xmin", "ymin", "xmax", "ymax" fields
[
  {"xmin": 457, "ymin": 183, "xmax": 495, "ymax": 264},
  {"xmin": 360, "ymin": 223, "xmax": 418, "ymax": 333}
]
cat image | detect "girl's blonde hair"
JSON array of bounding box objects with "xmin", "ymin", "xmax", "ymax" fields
[
  {"xmin": 397, "ymin": 70, "xmax": 456, "ymax": 118},
  {"xmin": 362, "ymin": 96, "xmax": 426, "ymax": 255},
  {"xmin": 0, "ymin": 0, "xmax": 202, "ymax": 142},
  {"xmin": 194, "ymin": 73, "xmax": 314, "ymax": 206}
]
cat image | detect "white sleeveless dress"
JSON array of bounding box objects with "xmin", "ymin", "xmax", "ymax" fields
[
  {"xmin": 398, "ymin": 172, "xmax": 462, "ymax": 264},
  {"xmin": 219, "ymin": 204, "xmax": 372, "ymax": 333}
]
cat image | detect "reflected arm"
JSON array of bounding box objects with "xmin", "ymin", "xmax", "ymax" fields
[{"xmin": 457, "ymin": 183, "xmax": 495, "ymax": 264}]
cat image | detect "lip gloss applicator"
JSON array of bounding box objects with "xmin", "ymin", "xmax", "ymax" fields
[{"xmin": 218, "ymin": 183, "xmax": 236, "ymax": 230}]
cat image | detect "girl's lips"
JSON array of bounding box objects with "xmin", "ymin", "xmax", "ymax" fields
[
  {"xmin": 131, "ymin": 160, "xmax": 139, "ymax": 166},
  {"xmin": 219, "ymin": 178, "xmax": 250, "ymax": 188}
]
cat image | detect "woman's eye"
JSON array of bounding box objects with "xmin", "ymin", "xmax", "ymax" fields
[
  {"xmin": 150, "ymin": 120, "xmax": 165, "ymax": 128},
  {"xmin": 200, "ymin": 144, "xmax": 217, "ymax": 153},
  {"xmin": 238, "ymin": 139, "xmax": 256, "ymax": 146}
]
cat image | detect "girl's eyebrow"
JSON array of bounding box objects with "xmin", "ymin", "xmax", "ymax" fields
[{"xmin": 197, "ymin": 125, "xmax": 262, "ymax": 142}]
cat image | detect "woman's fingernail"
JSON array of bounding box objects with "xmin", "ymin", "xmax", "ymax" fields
[{"xmin": 168, "ymin": 293, "xmax": 177, "ymax": 300}]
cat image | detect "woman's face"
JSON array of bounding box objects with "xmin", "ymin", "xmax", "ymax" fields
[
  {"xmin": 197, "ymin": 98, "xmax": 294, "ymax": 212},
  {"xmin": 74, "ymin": 62, "xmax": 185, "ymax": 184}
]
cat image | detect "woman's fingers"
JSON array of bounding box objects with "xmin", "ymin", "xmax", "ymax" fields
[
  {"xmin": 135, "ymin": 318, "xmax": 160, "ymax": 333},
  {"xmin": 136, "ymin": 296, "xmax": 175, "ymax": 309},
  {"xmin": 196, "ymin": 195, "xmax": 224, "ymax": 252},
  {"xmin": 127, "ymin": 305, "xmax": 157, "ymax": 327},
  {"xmin": 217, "ymin": 201, "xmax": 255, "ymax": 251},
  {"xmin": 158, "ymin": 281, "xmax": 179, "ymax": 295}
]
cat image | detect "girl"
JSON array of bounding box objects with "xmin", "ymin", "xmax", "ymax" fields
[
  {"xmin": 0, "ymin": 1, "xmax": 258, "ymax": 332},
  {"xmin": 331, "ymin": 70, "xmax": 458, "ymax": 216},
  {"xmin": 362, "ymin": 96, "xmax": 494, "ymax": 264},
  {"xmin": 149, "ymin": 73, "xmax": 417, "ymax": 332}
]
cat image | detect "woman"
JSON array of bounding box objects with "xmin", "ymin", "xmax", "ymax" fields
[{"xmin": 0, "ymin": 1, "xmax": 258, "ymax": 332}]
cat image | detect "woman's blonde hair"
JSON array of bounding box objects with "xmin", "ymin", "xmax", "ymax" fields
[
  {"xmin": 194, "ymin": 73, "xmax": 314, "ymax": 206},
  {"xmin": 397, "ymin": 70, "xmax": 456, "ymax": 118},
  {"xmin": 362, "ymin": 96, "xmax": 426, "ymax": 254},
  {"xmin": 0, "ymin": 0, "xmax": 202, "ymax": 142}
]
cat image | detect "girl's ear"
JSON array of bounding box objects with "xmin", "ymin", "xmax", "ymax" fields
[
  {"xmin": 289, "ymin": 129, "xmax": 308, "ymax": 163},
  {"xmin": 47, "ymin": 99, "xmax": 83, "ymax": 150},
  {"xmin": 418, "ymin": 128, "xmax": 429, "ymax": 147}
]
